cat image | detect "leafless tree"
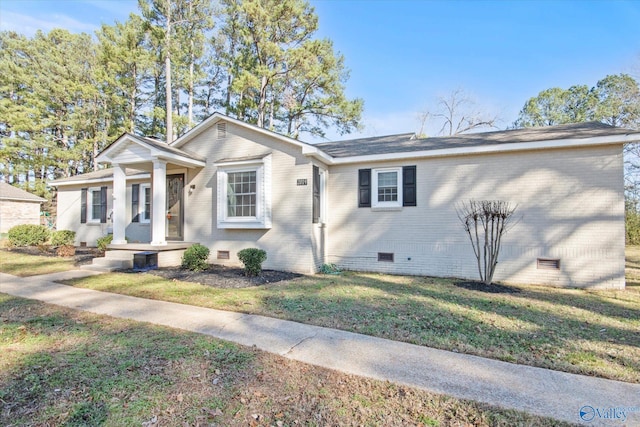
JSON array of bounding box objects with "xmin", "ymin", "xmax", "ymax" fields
[
  {"xmin": 420, "ymin": 88, "xmax": 499, "ymax": 136},
  {"xmin": 457, "ymin": 200, "xmax": 518, "ymax": 285}
]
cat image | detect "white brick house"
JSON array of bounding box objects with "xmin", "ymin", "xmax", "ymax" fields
[{"xmin": 50, "ymin": 113, "xmax": 640, "ymax": 288}]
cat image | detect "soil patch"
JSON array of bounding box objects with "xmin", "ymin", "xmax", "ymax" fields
[
  {"xmin": 144, "ymin": 264, "xmax": 302, "ymax": 288},
  {"xmin": 5, "ymin": 246, "xmax": 100, "ymax": 266},
  {"xmin": 453, "ymin": 280, "xmax": 521, "ymax": 294}
]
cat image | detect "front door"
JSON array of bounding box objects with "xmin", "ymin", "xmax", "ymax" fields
[{"xmin": 166, "ymin": 174, "xmax": 184, "ymax": 240}]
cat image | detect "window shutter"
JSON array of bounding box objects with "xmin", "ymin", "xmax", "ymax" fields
[
  {"xmin": 100, "ymin": 186, "xmax": 108, "ymax": 223},
  {"xmin": 80, "ymin": 188, "xmax": 87, "ymax": 223},
  {"xmin": 131, "ymin": 183, "xmax": 140, "ymax": 223},
  {"xmin": 403, "ymin": 165, "xmax": 417, "ymax": 207},
  {"xmin": 312, "ymin": 166, "xmax": 320, "ymax": 223},
  {"xmin": 358, "ymin": 169, "xmax": 371, "ymax": 207}
]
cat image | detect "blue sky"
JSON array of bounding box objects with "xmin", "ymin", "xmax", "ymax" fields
[{"xmin": 1, "ymin": 0, "xmax": 639, "ymax": 141}]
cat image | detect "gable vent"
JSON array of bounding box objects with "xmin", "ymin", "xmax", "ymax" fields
[
  {"xmin": 537, "ymin": 258, "xmax": 560, "ymax": 270},
  {"xmin": 378, "ymin": 252, "xmax": 394, "ymax": 262},
  {"xmin": 217, "ymin": 122, "xmax": 226, "ymax": 139}
]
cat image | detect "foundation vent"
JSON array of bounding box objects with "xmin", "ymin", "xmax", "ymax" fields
[
  {"xmin": 537, "ymin": 258, "xmax": 560, "ymax": 270},
  {"xmin": 378, "ymin": 252, "xmax": 394, "ymax": 262},
  {"xmin": 217, "ymin": 250, "xmax": 230, "ymax": 260}
]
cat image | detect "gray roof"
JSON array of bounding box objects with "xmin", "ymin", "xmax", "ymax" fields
[
  {"xmin": 0, "ymin": 182, "xmax": 46, "ymax": 202},
  {"xmin": 50, "ymin": 168, "xmax": 148, "ymax": 185},
  {"xmin": 138, "ymin": 135, "xmax": 206, "ymax": 162},
  {"xmin": 315, "ymin": 122, "xmax": 637, "ymax": 158}
]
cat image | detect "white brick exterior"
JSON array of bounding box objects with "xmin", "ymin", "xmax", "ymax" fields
[
  {"xmin": 326, "ymin": 145, "xmax": 624, "ymax": 289},
  {"xmin": 0, "ymin": 200, "xmax": 42, "ymax": 233}
]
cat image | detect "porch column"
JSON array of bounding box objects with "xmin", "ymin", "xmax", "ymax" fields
[
  {"xmin": 111, "ymin": 163, "xmax": 127, "ymax": 244},
  {"xmin": 151, "ymin": 159, "xmax": 167, "ymax": 245}
]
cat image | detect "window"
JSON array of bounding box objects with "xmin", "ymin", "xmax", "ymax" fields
[
  {"xmin": 359, "ymin": 166, "xmax": 416, "ymax": 208},
  {"xmin": 215, "ymin": 155, "xmax": 272, "ymax": 229},
  {"xmin": 141, "ymin": 184, "xmax": 151, "ymax": 222},
  {"xmin": 373, "ymin": 168, "xmax": 402, "ymax": 208},
  {"xmin": 81, "ymin": 186, "xmax": 106, "ymax": 224},
  {"xmin": 227, "ymin": 171, "xmax": 256, "ymax": 217}
]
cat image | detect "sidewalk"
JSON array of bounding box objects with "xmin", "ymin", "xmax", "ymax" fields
[{"xmin": 1, "ymin": 270, "xmax": 639, "ymax": 425}]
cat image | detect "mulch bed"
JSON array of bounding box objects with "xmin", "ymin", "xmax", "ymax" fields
[
  {"xmin": 144, "ymin": 264, "xmax": 302, "ymax": 288},
  {"xmin": 453, "ymin": 281, "xmax": 521, "ymax": 294}
]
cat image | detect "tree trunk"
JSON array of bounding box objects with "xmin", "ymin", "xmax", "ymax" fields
[{"xmin": 164, "ymin": 0, "xmax": 173, "ymax": 143}]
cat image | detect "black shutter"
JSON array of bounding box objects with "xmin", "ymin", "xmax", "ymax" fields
[
  {"xmin": 100, "ymin": 186, "xmax": 108, "ymax": 223},
  {"xmin": 358, "ymin": 169, "xmax": 371, "ymax": 207},
  {"xmin": 312, "ymin": 166, "xmax": 320, "ymax": 223},
  {"xmin": 403, "ymin": 165, "xmax": 417, "ymax": 207},
  {"xmin": 131, "ymin": 183, "xmax": 140, "ymax": 223},
  {"xmin": 80, "ymin": 188, "xmax": 87, "ymax": 223}
]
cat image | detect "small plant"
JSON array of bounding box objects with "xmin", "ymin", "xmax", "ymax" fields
[
  {"xmin": 237, "ymin": 248, "xmax": 267, "ymax": 277},
  {"xmin": 320, "ymin": 263, "xmax": 341, "ymax": 274},
  {"xmin": 7, "ymin": 224, "xmax": 50, "ymax": 246},
  {"xmin": 50, "ymin": 230, "xmax": 76, "ymax": 246},
  {"xmin": 182, "ymin": 244, "xmax": 210, "ymax": 271},
  {"xmin": 96, "ymin": 234, "xmax": 113, "ymax": 251},
  {"xmin": 56, "ymin": 244, "xmax": 76, "ymax": 257}
]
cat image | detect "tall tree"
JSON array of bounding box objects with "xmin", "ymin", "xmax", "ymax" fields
[{"xmin": 419, "ymin": 88, "xmax": 498, "ymax": 136}]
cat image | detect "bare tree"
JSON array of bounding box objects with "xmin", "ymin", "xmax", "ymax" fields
[
  {"xmin": 457, "ymin": 200, "xmax": 518, "ymax": 285},
  {"xmin": 420, "ymin": 88, "xmax": 499, "ymax": 136}
]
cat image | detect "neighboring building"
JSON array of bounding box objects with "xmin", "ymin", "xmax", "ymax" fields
[
  {"xmin": 0, "ymin": 182, "xmax": 46, "ymax": 233},
  {"xmin": 50, "ymin": 114, "xmax": 640, "ymax": 288}
]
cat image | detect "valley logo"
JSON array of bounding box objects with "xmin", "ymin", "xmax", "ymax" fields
[{"xmin": 579, "ymin": 405, "xmax": 640, "ymax": 423}]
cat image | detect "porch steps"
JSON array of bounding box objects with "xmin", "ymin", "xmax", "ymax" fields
[{"xmin": 81, "ymin": 255, "xmax": 133, "ymax": 272}]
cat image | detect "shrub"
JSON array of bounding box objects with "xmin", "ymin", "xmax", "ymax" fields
[
  {"xmin": 96, "ymin": 234, "xmax": 113, "ymax": 251},
  {"xmin": 7, "ymin": 224, "xmax": 50, "ymax": 247},
  {"xmin": 56, "ymin": 245, "xmax": 76, "ymax": 257},
  {"xmin": 237, "ymin": 248, "xmax": 267, "ymax": 277},
  {"xmin": 182, "ymin": 244, "xmax": 210, "ymax": 271},
  {"xmin": 50, "ymin": 230, "xmax": 76, "ymax": 246},
  {"xmin": 320, "ymin": 263, "xmax": 341, "ymax": 274}
]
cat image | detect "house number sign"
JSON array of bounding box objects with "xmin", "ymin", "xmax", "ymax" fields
[{"xmin": 297, "ymin": 179, "xmax": 307, "ymax": 186}]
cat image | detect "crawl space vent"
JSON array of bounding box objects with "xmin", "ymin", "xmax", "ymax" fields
[
  {"xmin": 537, "ymin": 258, "xmax": 560, "ymax": 270},
  {"xmin": 378, "ymin": 252, "xmax": 394, "ymax": 262},
  {"xmin": 217, "ymin": 250, "xmax": 230, "ymax": 260}
]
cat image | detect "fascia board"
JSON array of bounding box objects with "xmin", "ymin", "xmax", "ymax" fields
[{"xmin": 50, "ymin": 173, "xmax": 151, "ymax": 187}]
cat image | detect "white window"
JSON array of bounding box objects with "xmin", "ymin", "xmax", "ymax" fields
[
  {"xmin": 87, "ymin": 187, "xmax": 102, "ymax": 222},
  {"xmin": 215, "ymin": 155, "xmax": 272, "ymax": 229},
  {"xmin": 140, "ymin": 183, "xmax": 151, "ymax": 223},
  {"xmin": 372, "ymin": 167, "xmax": 402, "ymax": 208}
]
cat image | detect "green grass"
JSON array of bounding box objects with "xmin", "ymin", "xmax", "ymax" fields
[
  {"xmin": 3, "ymin": 247, "xmax": 639, "ymax": 383},
  {"xmin": 57, "ymin": 267, "xmax": 640, "ymax": 383},
  {"xmin": 0, "ymin": 295, "xmax": 565, "ymax": 426},
  {"xmin": 0, "ymin": 249, "xmax": 76, "ymax": 276}
]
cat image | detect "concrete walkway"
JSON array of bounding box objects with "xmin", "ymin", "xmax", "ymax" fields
[{"xmin": 1, "ymin": 270, "xmax": 639, "ymax": 425}]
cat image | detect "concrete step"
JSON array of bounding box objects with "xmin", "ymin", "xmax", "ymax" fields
[
  {"xmin": 104, "ymin": 251, "xmax": 136, "ymax": 260},
  {"xmin": 86, "ymin": 257, "xmax": 133, "ymax": 270},
  {"xmin": 79, "ymin": 264, "xmax": 120, "ymax": 273}
]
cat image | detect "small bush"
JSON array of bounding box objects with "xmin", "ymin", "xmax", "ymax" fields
[
  {"xmin": 182, "ymin": 244, "xmax": 210, "ymax": 271},
  {"xmin": 320, "ymin": 263, "xmax": 341, "ymax": 274},
  {"xmin": 7, "ymin": 224, "xmax": 50, "ymax": 246},
  {"xmin": 96, "ymin": 234, "xmax": 113, "ymax": 251},
  {"xmin": 51, "ymin": 230, "xmax": 76, "ymax": 246},
  {"xmin": 237, "ymin": 248, "xmax": 267, "ymax": 277},
  {"xmin": 56, "ymin": 245, "xmax": 76, "ymax": 257}
]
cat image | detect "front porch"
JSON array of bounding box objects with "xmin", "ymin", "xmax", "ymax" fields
[{"xmin": 82, "ymin": 242, "xmax": 195, "ymax": 272}]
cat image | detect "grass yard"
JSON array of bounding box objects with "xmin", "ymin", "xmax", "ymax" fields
[
  {"xmin": 2, "ymin": 247, "xmax": 639, "ymax": 384},
  {"xmin": 0, "ymin": 295, "xmax": 565, "ymax": 426},
  {"xmin": 54, "ymin": 260, "xmax": 640, "ymax": 384},
  {"xmin": 0, "ymin": 249, "xmax": 76, "ymax": 276}
]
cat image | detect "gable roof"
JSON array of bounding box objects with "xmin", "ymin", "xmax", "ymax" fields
[
  {"xmin": 315, "ymin": 122, "xmax": 638, "ymax": 159},
  {"xmin": 96, "ymin": 133, "xmax": 206, "ymax": 167},
  {"xmin": 50, "ymin": 168, "xmax": 149, "ymax": 187},
  {"xmin": 0, "ymin": 182, "xmax": 46, "ymax": 202}
]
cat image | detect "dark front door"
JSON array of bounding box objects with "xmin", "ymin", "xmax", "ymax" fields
[{"xmin": 166, "ymin": 174, "xmax": 184, "ymax": 240}]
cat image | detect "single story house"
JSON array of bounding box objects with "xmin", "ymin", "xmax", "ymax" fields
[
  {"xmin": 50, "ymin": 113, "xmax": 640, "ymax": 288},
  {"xmin": 0, "ymin": 182, "xmax": 46, "ymax": 233}
]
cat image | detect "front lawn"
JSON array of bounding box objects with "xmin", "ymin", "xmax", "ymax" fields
[
  {"xmin": 0, "ymin": 249, "xmax": 76, "ymax": 276},
  {"xmin": 2, "ymin": 247, "xmax": 638, "ymax": 383},
  {"xmin": 0, "ymin": 295, "xmax": 563, "ymax": 426},
  {"xmin": 60, "ymin": 268, "xmax": 639, "ymax": 384}
]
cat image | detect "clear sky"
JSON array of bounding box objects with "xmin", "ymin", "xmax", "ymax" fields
[{"xmin": 1, "ymin": 0, "xmax": 639, "ymax": 142}]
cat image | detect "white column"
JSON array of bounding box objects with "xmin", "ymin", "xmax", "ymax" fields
[
  {"xmin": 151, "ymin": 159, "xmax": 167, "ymax": 246},
  {"xmin": 112, "ymin": 163, "xmax": 127, "ymax": 244}
]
